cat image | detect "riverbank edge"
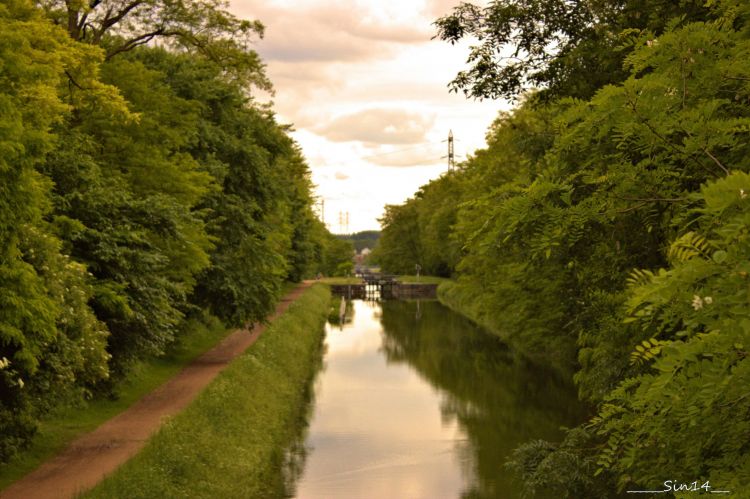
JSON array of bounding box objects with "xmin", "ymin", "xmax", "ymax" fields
[
  {"xmin": 436, "ymin": 281, "xmax": 577, "ymax": 376},
  {"xmin": 0, "ymin": 316, "xmax": 236, "ymax": 490},
  {"xmin": 0, "ymin": 283, "xmax": 300, "ymax": 490},
  {"xmin": 82, "ymin": 284, "xmax": 330, "ymax": 498}
]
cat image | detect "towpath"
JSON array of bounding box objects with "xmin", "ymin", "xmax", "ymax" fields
[{"xmin": 1, "ymin": 281, "xmax": 312, "ymax": 499}]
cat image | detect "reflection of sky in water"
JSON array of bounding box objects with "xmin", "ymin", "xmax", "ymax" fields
[
  {"xmin": 294, "ymin": 301, "xmax": 469, "ymax": 498},
  {"xmin": 292, "ymin": 300, "xmax": 587, "ymax": 499}
]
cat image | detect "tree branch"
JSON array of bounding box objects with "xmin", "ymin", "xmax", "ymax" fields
[
  {"xmin": 93, "ymin": 0, "xmax": 145, "ymax": 43},
  {"xmin": 617, "ymin": 196, "xmax": 686, "ymax": 203},
  {"xmin": 105, "ymin": 28, "xmax": 174, "ymax": 60},
  {"xmin": 625, "ymin": 90, "xmax": 723, "ymax": 177},
  {"xmin": 613, "ymin": 201, "xmax": 648, "ymax": 214},
  {"xmin": 700, "ymin": 146, "xmax": 730, "ymax": 175},
  {"xmin": 65, "ymin": 70, "xmax": 92, "ymax": 91}
]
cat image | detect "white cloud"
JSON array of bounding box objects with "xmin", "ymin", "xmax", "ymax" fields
[
  {"xmin": 423, "ymin": 0, "xmax": 459, "ymax": 18},
  {"xmin": 240, "ymin": 2, "xmax": 430, "ymax": 64},
  {"xmin": 229, "ymin": 0, "xmax": 505, "ymax": 231},
  {"xmin": 317, "ymin": 109, "xmax": 435, "ymax": 145}
]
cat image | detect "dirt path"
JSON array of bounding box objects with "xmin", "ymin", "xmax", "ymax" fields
[{"xmin": 1, "ymin": 282, "xmax": 312, "ymax": 499}]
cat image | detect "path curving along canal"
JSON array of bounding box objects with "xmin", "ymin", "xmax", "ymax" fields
[
  {"xmin": 287, "ymin": 299, "xmax": 588, "ymax": 499},
  {"xmin": 1, "ymin": 283, "xmax": 312, "ymax": 499}
]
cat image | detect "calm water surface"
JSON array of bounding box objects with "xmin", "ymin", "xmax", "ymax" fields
[{"xmin": 288, "ymin": 300, "xmax": 587, "ymax": 498}]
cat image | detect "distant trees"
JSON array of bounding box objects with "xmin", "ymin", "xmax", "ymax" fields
[
  {"xmin": 341, "ymin": 231, "xmax": 379, "ymax": 254},
  {"xmin": 381, "ymin": 0, "xmax": 750, "ymax": 494},
  {"xmin": 0, "ymin": 0, "xmax": 347, "ymax": 461},
  {"xmin": 372, "ymin": 175, "xmax": 462, "ymax": 277}
]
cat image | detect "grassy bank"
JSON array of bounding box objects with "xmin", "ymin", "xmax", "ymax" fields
[
  {"xmin": 83, "ymin": 284, "xmax": 330, "ymax": 498},
  {"xmin": 319, "ymin": 276, "xmax": 362, "ymax": 284},
  {"xmin": 397, "ymin": 274, "xmax": 450, "ymax": 284},
  {"xmin": 0, "ymin": 283, "xmax": 301, "ymax": 490},
  {"xmin": 437, "ymin": 281, "xmax": 576, "ymax": 376},
  {"xmin": 0, "ymin": 313, "xmax": 232, "ymax": 490}
]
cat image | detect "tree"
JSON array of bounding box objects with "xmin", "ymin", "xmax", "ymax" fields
[
  {"xmin": 1, "ymin": 0, "xmax": 336, "ymax": 462},
  {"xmin": 372, "ymin": 201, "xmax": 423, "ymax": 275},
  {"xmin": 37, "ymin": 0, "xmax": 270, "ymax": 90},
  {"xmin": 0, "ymin": 0, "xmax": 114, "ymax": 460},
  {"xmin": 434, "ymin": 0, "xmax": 711, "ymax": 101},
  {"xmin": 589, "ymin": 172, "xmax": 750, "ymax": 492},
  {"xmin": 427, "ymin": 2, "xmax": 750, "ymax": 494}
]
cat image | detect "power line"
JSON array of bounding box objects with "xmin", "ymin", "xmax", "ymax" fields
[
  {"xmin": 337, "ymin": 210, "xmax": 350, "ymax": 234},
  {"xmin": 448, "ymin": 130, "xmax": 455, "ymax": 171}
]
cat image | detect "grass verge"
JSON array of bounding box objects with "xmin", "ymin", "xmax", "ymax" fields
[
  {"xmin": 0, "ymin": 313, "xmax": 232, "ymax": 490},
  {"xmin": 437, "ymin": 281, "xmax": 576, "ymax": 376},
  {"xmin": 397, "ymin": 274, "xmax": 450, "ymax": 284},
  {"xmin": 82, "ymin": 284, "xmax": 330, "ymax": 498},
  {"xmin": 0, "ymin": 282, "xmax": 304, "ymax": 490},
  {"xmin": 319, "ymin": 276, "xmax": 362, "ymax": 284}
]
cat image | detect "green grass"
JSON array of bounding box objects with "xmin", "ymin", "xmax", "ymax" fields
[
  {"xmin": 0, "ymin": 281, "xmax": 305, "ymax": 490},
  {"xmin": 0, "ymin": 312, "xmax": 234, "ymax": 490},
  {"xmin": 82, "ymin": 284, "xmax": 330, "ymax": 498},
  {"xmin": 397, "ymin": 274, "xmax": 451, "ymax": 284},
  {"xmin": 319, "ymin": 276, "xmax": 362, "ymax": 284},
  {"xmin": 280, "ymin": 280, "xmax": 299, "ymax": 296},
  {"xmin": 437, "ymin": 281, "xmax": 575, "ymax": 376}
]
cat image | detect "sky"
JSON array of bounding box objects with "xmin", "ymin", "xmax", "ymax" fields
[{"xmin": 229, "ymin": 0, "xmax": 507, "ymax": 233}]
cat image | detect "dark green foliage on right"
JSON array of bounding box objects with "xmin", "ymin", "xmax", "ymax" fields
[{"xmin": 381, "ymin": 0, "xmax": 750, "ymax": 494}]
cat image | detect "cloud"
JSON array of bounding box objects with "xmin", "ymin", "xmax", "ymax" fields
[
  {"xmin": 259, "ymin": 37, "xmax": 374, "ymax": 63},
  {"xmin": 316, "ymin": 109, "xmax": 435, "ymax": 145},
  {"xmin": 423, "ymin": 0, "xmax": 461, "ymax": 19},
  {"xmin": 424, "ymin": 0, "xmax": 488, "ymax": 20},
  {"xmin": 335, "ymin": 171, "xmax": 350, "ymax": 180},
  {"xmin": 238, "ymin": 2, "xmax": 430, "ymax": 64}
]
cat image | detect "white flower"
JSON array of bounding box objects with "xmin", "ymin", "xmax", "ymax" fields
[
  {"xmin": 692, "ymin": 295, "xmax": 704, "ymax": 310},
  {"xmin": 0, "ymin": 357, "xmax": 9, "ymax": 369},
  {"xmin": 741, "ymin": 189, "xmax": 748, "ymax": 199},
  {"xmin": 704, "ymin": 296, "xmax": 713, "ymax": 305},
  {"xmin": 17, "ymin": 378, "xmax": 24, "ymax": 389}
]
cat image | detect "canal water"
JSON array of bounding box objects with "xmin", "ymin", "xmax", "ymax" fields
[{"xmin": 286, "ymin": 299, "xmax": 587, "ymax": 498}]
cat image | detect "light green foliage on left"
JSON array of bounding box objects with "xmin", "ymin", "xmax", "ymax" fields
[
  {"xmin": 0, "ymin": 0, "xmax": 339, "ymax": 464},
  {"xmin": 42, "ymin": 50, "xmax": 216, "ymax": 374},
  {"xmin": 0, "ymin": 0, "xmax": 114, "ymax": 461}
]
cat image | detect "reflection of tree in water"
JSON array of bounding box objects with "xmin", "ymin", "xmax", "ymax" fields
[
  {"xmin": 326, "ymin": 298, "xmax": 355, "ymax": 327},
  {"xmin": 279, "ymin": 334, "xmax": 327, "ymax": 498},
  {"xmin": 379, "ymin": 300, "xmax": 588, "ymax": 499}
]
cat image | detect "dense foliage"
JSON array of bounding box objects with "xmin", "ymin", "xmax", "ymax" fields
[
  {"xmin": 0, "ymin": 0, "xmax": 347, "ymax": 461},
  {"xmin": 434, "ymin": 0, "xmax": 711, "ymax": 101},
  {"xmin": 379, "ymin": 0, "xmax": 750, "ymax": 495},
  {"xmin": 372, "ymin": 175, "xmax": 462, "ymax": 277}
]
